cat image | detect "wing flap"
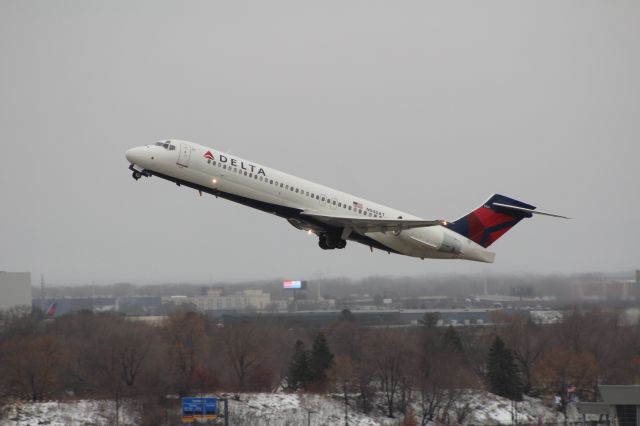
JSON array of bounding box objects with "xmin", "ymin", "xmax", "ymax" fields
[{"xmin": 301, "ymin": 211, "xmax": 445, "ymax": 234}]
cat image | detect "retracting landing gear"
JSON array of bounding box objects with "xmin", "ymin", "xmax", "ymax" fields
[
  {"xmin": 129, "ymin": 164, "xmax": 150, "ymax": 181},
  {"xmin": 318, "ymin": 232, "xmax": 347, "ymax": 250},
  {"xmin": 318, "ymin": 236, "xmax": 330, "ymax": 250}
]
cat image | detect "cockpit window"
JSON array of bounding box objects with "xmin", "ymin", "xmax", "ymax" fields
[{"xmin": 155, "ymin": 141, "xmax": 176, "ymax": 150}]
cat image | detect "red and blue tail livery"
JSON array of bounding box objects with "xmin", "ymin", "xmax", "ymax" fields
[
  {"xmin": 446, "ymin": 194, "xmax": 566, "ymax": 248},
  {"xmin": 445, "ymin": 194, "xmax": 534, "ymax": 248}
]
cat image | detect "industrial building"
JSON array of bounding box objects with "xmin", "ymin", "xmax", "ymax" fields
[
  {"xmin": 222, "ymin": 308, "xmax": 498, "ymax": 328},
  {"xmin": 0, "ymin": 271, "xmax": 31, "ymax": 311},
  {"xmin": 31, "ymin": 296, "xmax": 163, "ymax": 316},
  {"xmin": 570, "ymin": 272, "xmax": 640, "ymax": 302},
  {"xmin": 167, "ymin": 287, "xmax": 272, "ymax": 313}
]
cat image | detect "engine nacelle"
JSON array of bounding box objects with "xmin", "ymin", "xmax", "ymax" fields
[{"xmin": 438, "ymin": 233, "xmax": 462, "ymax": 254}]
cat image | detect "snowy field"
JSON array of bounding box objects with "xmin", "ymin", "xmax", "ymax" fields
[
  {"xmin": 1, "ymin": 399, "xmax": 138, "ymax": 426},
  {"xmin": 463, "ymin": 392, "xmax": 560, "ymax": 425},
  {"xmin": 1, "ymin": 391, "xmax": 565, "ymax": 425},
  {"xmin": 227, "ymin": 393, "xmax": 393, "ymax": 426}
]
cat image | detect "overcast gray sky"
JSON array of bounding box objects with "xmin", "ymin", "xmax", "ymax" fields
[{"xmin": 1, "ymin": 1, "xmax": 638, "ymax": 286}]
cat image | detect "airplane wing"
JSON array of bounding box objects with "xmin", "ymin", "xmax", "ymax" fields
[{"xmin": 300, "ymin": 211, "xmax": 445, "ymax": 236}]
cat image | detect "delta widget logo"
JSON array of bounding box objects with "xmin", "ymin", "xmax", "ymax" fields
[{"xmin": 203, "ymin": 151, "xmax": 214, "ymax": 160}]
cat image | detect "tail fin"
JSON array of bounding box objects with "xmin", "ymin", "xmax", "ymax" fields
[{"xmin": 445, "ymin": 194, "xmax": 536, "ymax": 248}]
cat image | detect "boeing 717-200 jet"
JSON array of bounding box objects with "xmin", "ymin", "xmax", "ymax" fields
[{"xmin": 125, "ymin": 140, "xmax": 568, "ymax": 263}]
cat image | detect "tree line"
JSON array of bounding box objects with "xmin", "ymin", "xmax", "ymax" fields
[{"xmin": 1, "ymin": 306, "xmax": 639, "ymax": 425}]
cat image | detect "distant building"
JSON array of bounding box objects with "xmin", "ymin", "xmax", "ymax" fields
[
  {"xmin": 32, "ymin": 297, "xmax": 116, "ymax": 315},
  {"xmin": 31, "ymin": 295, "xmax": 162, "ymax": 316},
  {"xmin": 0, "ymin": 271, "xmax": 31, "ymax": 311},
  {"xmin": 223, "ymin": 308, "xmax": 500, "ymax": 329},
  {"xmin": 168, "ymin": 288, "xmax": 271, "ymax": 312},
  {"xmin": 242, "ymin": 289, "xmax": 271, "ymax": 309},
  {"xmin": 575, "ymin": 384, "xmax": 640, "ymax": 425},
  {"xmin": 571, "ymin": 279, "xmax": 637, "ymax": 301},
  {"xmin": 125, "ymin": 315, "xmax": 167, "ymax": 326},
  {"xmin": 116, "ymin": 296, "xmax": 162, "ymax": 312}
]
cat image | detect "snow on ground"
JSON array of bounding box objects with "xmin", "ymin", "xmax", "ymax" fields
[
  {"xmin": 228, "ymin": 393, "xmax": 395, "ymax": 426},
  {"xmin": 179, "ymin": 392, "xmax": 563, "ymax": 425},
  {"xmin": 1, "ymin": 399, "xmax": 138, "ymax": 426},
  {"xmin": 0, "ymin": 391, "xmax": 565, "ymax": 425},
  {"xmin": 464, "ymin": 391, "xmax": 560, "ymax": 425}
]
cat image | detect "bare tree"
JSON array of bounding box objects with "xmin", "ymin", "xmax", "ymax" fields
[
  {"xmin": 415, "ymin": 327, "xmax": 478, "ymax": 425},
  {"xmin": 452, "ymin": 398, "xmax": 475, "ymax": 425},
  {"xmin": 366, "ymin": 329, "xmax": 415, "ymax": 418},
  {"xmin": 1, "ymin": 335, "xmax": 61, "ymax": 401},
  {"xmin": 354, "ymin": 350, "xmax": 376, "ymax": 414},
  {"xmin": 532, "ymin": 347, "xmax": 598, "ymax": 415},
  {"xmin": 457, "ymin": 327, "xmax": 491, "ymax": 384},
  {"xmin": 161, "ymin": 310, "xmax": 208, "ymax": 395},
  {"xmin": 327, "ymin": 320, "xmax": 365, "ymax": 360},
  {"xmin": 415, "ymin": 354, "xmax": 465, "ymax": 425},
  {"xmin": 498, "ymin": 313, "xmax": 552, "ymax": 394},
  {"xmin": 331, "ymin": 355, "xmax": 355, "ymax": 419},
  {"xmin": 219, "ymin": 322, "xmax": 273, "ymax": 395},
  {"xmin": 552, "ymin": 310, "xmax": 622, "ymax": 396},
  {"xmin": 110, "ymin": 321, "xmax": 153, "ymax": 388}
]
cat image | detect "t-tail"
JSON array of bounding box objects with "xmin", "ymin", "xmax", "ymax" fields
[{"xmin": 445, "ymin": 194, "xmax": 569, "ymax": 248}]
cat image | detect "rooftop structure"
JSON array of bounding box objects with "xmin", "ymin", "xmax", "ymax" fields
[{"xmin": 575, "ymin": 385, "xmax": 640, "ymax": 425}]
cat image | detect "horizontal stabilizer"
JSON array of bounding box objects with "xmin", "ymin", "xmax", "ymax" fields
[{"xmin": 491, "ymin": 202, "xmax": 570, "ymax": 219}]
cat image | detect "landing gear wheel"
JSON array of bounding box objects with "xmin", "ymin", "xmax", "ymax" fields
[
  {"xmin": 318, "ymin": 234, "xmax": 331, "ymax": 250},
  {"xmin": 132, "ymin": 171, "xmax": 142, "ymax": 180},
  {"xmin": 318, "ymin": 233, "xmax": 346, "ymax": 250}
]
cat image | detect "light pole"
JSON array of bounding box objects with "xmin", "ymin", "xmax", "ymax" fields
[
  {"xmin": 217, "ymin": 397, "xmax": 229, "ymax": 426},
  {"xmin": 344, "ymin": 379, "xmax": 350, "ymax": 426},
  {"xmin": 307, "ymin": 409, "xmax": 316, "ymax": 426}
]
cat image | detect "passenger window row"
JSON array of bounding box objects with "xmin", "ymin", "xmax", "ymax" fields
[{"xmin": 207, "ymin": 159, "xmax": 384, "ymax": 218}]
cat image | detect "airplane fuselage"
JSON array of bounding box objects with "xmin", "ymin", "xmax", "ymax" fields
[{"xmin": 126, "ymin": 140, "xmax": 497, "ymax": 262}]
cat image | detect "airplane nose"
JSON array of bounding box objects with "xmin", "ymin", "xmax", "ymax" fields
[{"xmin": 125, "ymin": 146, "xmax": 144, "ymax": 164}]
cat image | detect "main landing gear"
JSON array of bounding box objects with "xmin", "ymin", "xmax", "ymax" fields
[{"xmin": 318, "ymin": 232, "xmax": 347, "ymax": 250}]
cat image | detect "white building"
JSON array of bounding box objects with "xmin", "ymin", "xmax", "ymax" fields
[
  {"xmin": 168, "ymin": 288, "xmax": 272, "ymax": 312},
  {"xmin": 241, "ymin": 289, "xmax": 271, "ymax": 309},
  {"xmin": 0, "ymin": 272, "xmax": 31, "ymax": 311}
]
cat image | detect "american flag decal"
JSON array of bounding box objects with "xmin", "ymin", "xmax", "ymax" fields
[{"xmin": 353, "ymin": 201, "xmax": 363, "ymax": 209}]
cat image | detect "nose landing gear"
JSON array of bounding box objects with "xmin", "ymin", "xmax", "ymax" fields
[{"xmin": 129, "ymin": 164, "xmax": 150, "ymax": 181}]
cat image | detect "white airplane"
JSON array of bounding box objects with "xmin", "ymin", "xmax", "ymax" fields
[{"xmin": 126, "ymin": 140, "xmax": 567, "ymax": 263}]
